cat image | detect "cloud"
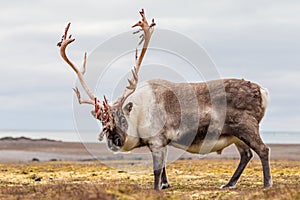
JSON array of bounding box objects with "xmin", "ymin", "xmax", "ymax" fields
[{"xmin": 0, "ymin": 0, "xmax": 300, "ymax": 132}]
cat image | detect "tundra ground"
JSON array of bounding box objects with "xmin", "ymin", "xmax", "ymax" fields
[{"xmin": 0, "ymin": 159, "xmax": 299, "ymax": 200}]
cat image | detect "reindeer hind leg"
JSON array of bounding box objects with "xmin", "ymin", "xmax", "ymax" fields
[
  {"xmin": 250, "ymin": 140, "xmax": 272, "ymax": 188},
  {"xmin": 231, "ymin": 122, "xmax": 272, "ymax": 188},
  {"xmin": 221, "ymin": 141, "xmax": 253, "ymax": 188}
]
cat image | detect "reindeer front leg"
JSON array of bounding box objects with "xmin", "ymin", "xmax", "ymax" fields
[
  {"xmin": 161, "ymin": 166, "xmax": 170, "ymax": 189},
  {"xmin": 149, "ymin": 141, "xmax": 168, "ymax": 190}
]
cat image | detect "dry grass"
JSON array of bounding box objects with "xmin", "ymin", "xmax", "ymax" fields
[{"xmin": 0, "ymin": 159, "xmax": 299, "ymax": 200}]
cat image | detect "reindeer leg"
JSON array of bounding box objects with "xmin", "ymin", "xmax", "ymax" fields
[
  {"xmin": 221, "ymin": 142, "xmax": 253, "ymax": 188},
  {"xmin": 149, "ymin": 144, "xmax": 167, "ymax": 190},
  {"xmin": 232, "ymin": 121, "xmax": 272, "ymax": 188},
  {"xmin": 248, "ymin": 138, "xmax": 272, "ymax": 188},
  {"xmin": 161, "ymin": 166, "xmax": 170, "ymax": 189}
]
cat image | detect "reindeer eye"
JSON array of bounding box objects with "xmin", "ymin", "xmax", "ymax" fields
[{"xmin": 121, "ymin": 117, "xmax": 127, "ymax": 125}]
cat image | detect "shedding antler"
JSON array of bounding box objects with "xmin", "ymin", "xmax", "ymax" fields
[
  {"xmin": 57, "ymin": 23, "xmax": 104, "ymax": 116},
  {"xmin": 57, "ymin": 9, "xmax": 155, "ymax": 132},
  {"xmin": 113, "ymin": 9, "xmax": 156, "ymax": 108}
]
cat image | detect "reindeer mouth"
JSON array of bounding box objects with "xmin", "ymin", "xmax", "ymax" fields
[
  {"xmin": 101, "ymin": 127, "xmax": 124, "ymax": 152},
  {"xmin": 107, "ymin": 139, "xmax": 121, "ymax": 152}
]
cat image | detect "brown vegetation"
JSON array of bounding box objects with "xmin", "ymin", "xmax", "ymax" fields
[{"xmin": 0, "ymin": 159, "xmax": 299, "ymax": 200}]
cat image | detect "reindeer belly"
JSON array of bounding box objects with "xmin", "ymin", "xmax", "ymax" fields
[{"xmin": 170, "ymin": 135, "xmax": 237, "ymax": 154}]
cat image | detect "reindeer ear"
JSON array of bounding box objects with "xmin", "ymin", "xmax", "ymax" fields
[{"xmin": 124, "ymin": 102, "xmax": 133, "ymax": 115}]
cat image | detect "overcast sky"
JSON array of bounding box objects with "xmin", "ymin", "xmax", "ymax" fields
[{"xmin": 0, "ymin": 1, "xmax": 300, "ymax": 133}]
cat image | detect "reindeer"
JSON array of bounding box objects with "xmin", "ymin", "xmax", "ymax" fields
[{"xmin": 57, "ymin": 9, "xmax": 272, "ymax": 190}]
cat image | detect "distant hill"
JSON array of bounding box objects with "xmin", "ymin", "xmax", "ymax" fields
[{"xmin": 0, "ymin": 136, "xmax": 61, "ymax": 142}]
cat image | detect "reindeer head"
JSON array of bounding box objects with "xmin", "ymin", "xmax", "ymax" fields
[
  {"xmin": 94, "ymin": 100, "xmax": 134, "ymax": 151},
  {"xmin": 57, "ymin": 9, "xmax": 155, "ymax": 151}
]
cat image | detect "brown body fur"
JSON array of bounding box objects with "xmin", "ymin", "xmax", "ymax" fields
[
  {"xmin": 151, "ymin": 78, "xmax": 265, "ymax": 127},
  {"xmin": 141, "ymin": 78, "xmax": 272, "ymax": 189}
]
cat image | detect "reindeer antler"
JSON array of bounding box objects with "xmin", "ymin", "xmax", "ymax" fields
[
  {"xmin": 58, "ymin": 9, "xmax": 155, "ymax": 134},
  {"xmin": 57, "ymin": 23, "xmax": 104, "ymax": 115},
  {"xmin": 113, "ymin": 9, "xmax": 156, "ymax": 108}
]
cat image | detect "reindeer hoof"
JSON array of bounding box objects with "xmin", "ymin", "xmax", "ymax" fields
[
  {"xmin": 161, "ymin": 182, "xmax": 170, "ymax": 189},
  {"xmin": 264, "ymin": 183, "xmax": 272, "ymax": 188},
  {"xmin": 220, "ymin": 184, "xmax": 235, "ymax": 189}
]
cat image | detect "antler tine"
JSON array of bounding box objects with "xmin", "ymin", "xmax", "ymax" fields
[
  {"xmin": 113, "ymin": 9, "xmax": 155, "ymax": 108},
  {"xmin": 135, "ymin": 49, "xmax": 138, "ymax": 61},
  {"xmin": 82, "ymin": 52, "xmax": 87, "ymax": 75},
  {"xmin": 131, "ymin": 66, "xmax": 138, "ymax": 82},
  {"xmin": 72, "ymin": 87, "xmax": 94, "ymax": 105},
  {"xmin": 58, "ymin": 23, "xmax": 104, "ymax": 110},
  {"xmin": 131, "ymin": 9, "xmax": 154, "ymax": 73}
]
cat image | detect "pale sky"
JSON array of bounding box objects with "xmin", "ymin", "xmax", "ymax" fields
[{"xmin": 0, "ymin": 1, "xmax": 300, "ymax": 133}]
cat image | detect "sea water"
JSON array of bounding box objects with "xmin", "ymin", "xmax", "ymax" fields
[{"xmin": 0, "ymin": 130, "xmax": 299, "ymax": 144}]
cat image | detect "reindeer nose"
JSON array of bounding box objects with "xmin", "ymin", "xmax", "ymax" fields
[{"xmin": 114, "ymin": 137, "xmax": 122, "ymax": 146}]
